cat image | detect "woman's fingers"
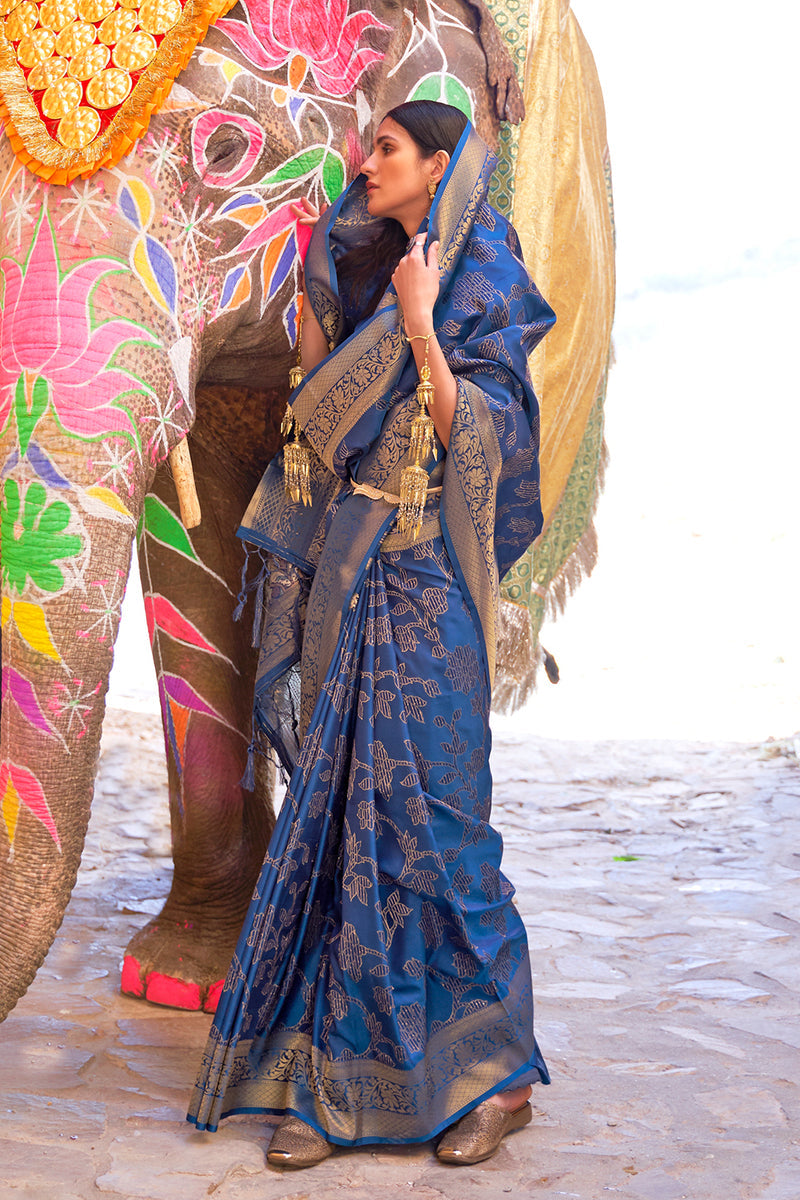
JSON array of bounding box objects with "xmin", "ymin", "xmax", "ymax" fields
[{"xmin": 290, "ymin": 197, "xmax": 328, "ymax": 225}]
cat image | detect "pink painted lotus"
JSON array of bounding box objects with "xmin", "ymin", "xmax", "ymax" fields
[
  {"xmin": 218, "ymin": 0, "xmax": 388, "ymax": 96},
  {"xmin": 0, "ymin": 216, "xmax": 156, "ymax": 449}
]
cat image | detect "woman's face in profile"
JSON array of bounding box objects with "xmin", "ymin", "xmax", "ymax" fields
[{"xmin": 361, "ymin": 117, "xmax": 436, "ymax": 234}]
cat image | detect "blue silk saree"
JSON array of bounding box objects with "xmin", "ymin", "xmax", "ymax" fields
[{"xmin": 187, "ymin": 125, "xmax": 556, "ymax": 1145}]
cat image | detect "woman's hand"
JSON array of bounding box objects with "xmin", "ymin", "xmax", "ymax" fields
[
  {"xmin": 392, "ymin": 236, "xmax": 440, "ymax": 337},
  {"xmin": 290, "ymin": 197, "xmax": 328, "ymax": 226}
]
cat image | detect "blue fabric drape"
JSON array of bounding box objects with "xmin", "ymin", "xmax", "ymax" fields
[{"xmin": 187, "ymin": 124, "xmax": 555, "ymax": 1144}]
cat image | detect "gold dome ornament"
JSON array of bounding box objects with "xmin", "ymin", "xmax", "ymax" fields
[
  {"xmin": 86, "ymin": 65, "xmax": 132, "ymax": 108},
  {"xmin": 27, "ymin": 56, "xmax": 68, "ymax": 89},
  {"xmin": 282, "ymin": 295, "xmax": 312, "ymax": 507},
  {"xmin": 397, "ymin": 333, "xmax": 437, "ymax": 538},
  {"xmin": 38, "ymin": 0, "xmax": 79, "ymax": 32},
  {"xmin": 57, "ymin": 104, "xmax": 100, "ymax": 147},
  {"xmin": 41, "ymin": 74, "xmax": 82, "ymax": 117},
  {"xmin": 68, "ymin": 42, "xmax": 110, "ymax": 79},
  {"xmin": 16, "ymin": 28, "xmax": 56, "ymax": 67},
  {"xmin": 112, "ymin": 29, "xmax": 157, "ymax": 69},
  {"xmin": 4, "ymin": 0, "xmax": 38, "ymax": 39},
  {"xmin": 97, "ymin": 8, "xmax": 137, "ymax": 45}
]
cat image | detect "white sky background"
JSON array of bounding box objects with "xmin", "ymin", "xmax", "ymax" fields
[{"xmin": 110, "ymin": 0, "xmax": 800, "ymax": 741}]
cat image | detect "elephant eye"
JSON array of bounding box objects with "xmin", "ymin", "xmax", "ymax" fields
[
  {"xmin": 204, "ymin": 125, "xmax": 249, "ymax": 169},
  {"xmin": 192, "ymin": 111, "xmax": 266, "ymax": 187}
]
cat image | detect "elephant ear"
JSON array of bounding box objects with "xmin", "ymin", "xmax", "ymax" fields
[{"xmin": 0, "ymin": 0, "xmax": 238, "ymax": 185}]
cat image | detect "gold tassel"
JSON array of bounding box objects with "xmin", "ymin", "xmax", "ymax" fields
[
  {"xmin": 283, "ymin": 294, "xmax": 312, "ymax": 506},
  {"xmin": 284, "ymin": 431, "xmax": 312, "ymax": 506},
  {"xmin": 398, "ymin": 334, "xmax": 437, "ymax": 538}
]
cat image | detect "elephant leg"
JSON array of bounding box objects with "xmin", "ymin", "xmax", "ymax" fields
[
  {"xmin": 122, "ymin": 385, "xmax": 282, "ymax": 1012},
  {"xmin": 1, "ymin": 445, "xmax": 144, "ymax": 1020}
]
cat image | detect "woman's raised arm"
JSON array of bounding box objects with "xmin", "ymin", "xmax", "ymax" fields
[{"xmin": 392, "ymin": 238, "xmax": 457, "ymax": 449}]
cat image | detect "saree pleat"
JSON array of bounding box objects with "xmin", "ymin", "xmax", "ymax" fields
[{"xmin": 189, "ymin": 507, "xmax": 548, "ymax": 1142}]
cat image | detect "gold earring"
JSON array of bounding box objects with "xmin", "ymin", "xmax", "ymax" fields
[{"xmin": 427, "ymin": 179, "xmax": 437, "ymax": 201}]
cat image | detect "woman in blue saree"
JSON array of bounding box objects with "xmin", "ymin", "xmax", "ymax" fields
[{"xmin": 187, "ymin": 101, "xmax": 556, "ymax": 1168}]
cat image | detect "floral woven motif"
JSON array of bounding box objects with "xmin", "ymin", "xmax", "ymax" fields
[{"xmin": 0, "ymin": 0, "xmax": 237, "ymax": 182}]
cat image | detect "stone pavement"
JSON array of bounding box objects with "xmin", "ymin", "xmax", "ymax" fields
[{"xmin": 2, "ymin": 710, "xmax": 799, "ymax": 1200}]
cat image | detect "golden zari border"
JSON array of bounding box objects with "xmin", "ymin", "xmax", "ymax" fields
[{"xmin": 0, "ymin": 0, "xmax": 238, "ymax": 184}]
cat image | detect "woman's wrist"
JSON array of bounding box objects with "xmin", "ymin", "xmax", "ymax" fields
[{"xmin": 404, "ymin": 317, "xmax": 435, "ymax": 340}]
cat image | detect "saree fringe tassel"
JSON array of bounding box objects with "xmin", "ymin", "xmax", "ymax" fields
[{"xmin": 397, "ymin": 340, "xmax": 436, "ymax": 538}]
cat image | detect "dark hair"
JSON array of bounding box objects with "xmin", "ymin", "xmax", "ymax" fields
[
  {"xmin": 383, "ymin": 100, "xmax": 468, "ymax": 160},
  {"xmin": 337, "ymin": 101, "xmax": 469, "ymax": 320}
]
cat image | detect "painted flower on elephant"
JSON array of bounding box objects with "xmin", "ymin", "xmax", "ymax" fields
[
  {"xmin": 0, "ymin": 210, "xmax": 157, "ymax": 455},
  {"xmin": 218, "ymin": 0, "xmax": 388, "ymax": 97},
  {"xmin": 1, "ymin": 479, "xmax": 83, "ymax": 597}
]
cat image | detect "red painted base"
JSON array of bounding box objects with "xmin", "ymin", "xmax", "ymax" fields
[{"xmin": 121, "ymin": 955, "xmax": 223, "ymax": 1013}]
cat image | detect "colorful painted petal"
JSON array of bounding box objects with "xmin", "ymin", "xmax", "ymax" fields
[
  {"xmin": 260, "ymin": 228, "xmax": 293, "ymax": 304},
  {"xmin": 322, "ymin": 151, "xmax": 345, "ymax": 204},
  {"xmin": 26, "ymin": 439, "xmax": 71, "ymax": 488},
  {"xmin": 260, "ymin": 146, "xmax": 324, "ymax": 188},
  {"xmin": 217, "ymin": 264, "xmax": 251, "ymax": 315},
  {"xmin": 118, "ymin": 178, "xmax": 155, "ymax": 231},
  {"xmin": 215, "ymin": 16, "xmax": 288, "ymax": 71},
  {"xmin": 14, "ymin": 372, "xmax": 49, "ymax": 457},
  {"xmin": 11, "ymin": 600, "xmax": 62, "ymax": 660},
  {"xmin": 83, "ymin": 485, "xmax": 133, "ymax": 519},
  {"xmin": 2, "ymin": 667, "xmax": 63, "ymax": 741},
  {"xmin": 229, "ymin": 202, "xmax": 298, "ymax": 257},
  {"xmin": 160, "ymin": 673, "xmax": 227, "ymax": 722},
  {"xmin": 0, "ymin": 761, "xmax": 62, "ymax": 851},
  {"xmin": 133, "ymin": 235, "xmax": 178, "ymax": 317},
  {"xmin": 142, "ymin": 494, "xmax": 199, "ymax": 561},
  {"xmin": 144, "ymin": 593, "xmax": 220, "ymax": 655}
]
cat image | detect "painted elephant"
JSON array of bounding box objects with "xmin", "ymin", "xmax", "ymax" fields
[{"xmin": 0, "ymin": 0, "xmax": 615, "ymax": 1020}]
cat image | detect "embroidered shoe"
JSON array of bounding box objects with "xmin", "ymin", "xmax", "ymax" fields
[
  {"xmin": 266, "ymin": 1115, "xmax": 332, "ymax": 1168},
  {"xmin": 436, "ymin": 1100, "xmax": 532, "ymax": 1165}
]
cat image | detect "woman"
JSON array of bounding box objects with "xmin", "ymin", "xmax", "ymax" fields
[{"xmin": 187, "ymin": 101, "xmax": 556, "ymax": 1168}]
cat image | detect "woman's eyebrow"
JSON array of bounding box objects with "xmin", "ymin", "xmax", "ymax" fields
[{"xmin": 374, "ymin": 133, "xmax": 399, "ymax": 148}]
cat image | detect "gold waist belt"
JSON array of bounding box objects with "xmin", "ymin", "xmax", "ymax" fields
[{"xmin": 351, "ymin": 482, "xmax": 443, "ymax": 506}]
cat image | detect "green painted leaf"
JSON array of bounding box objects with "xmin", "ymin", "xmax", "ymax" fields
[
  {"xmin": 409, "ymin": 74, "xmax": 473, "ymax": 120},
  {"xmin": 143, "ymin": 494, "xmax": 198, "ymax": 561},
  {"xmin": 613, "ymin": 855, "xmax": 640, "ymax": 862},
  {"xmin": 260, "ymin": 147, "xmax": 325, "ymax": 187},
  {"xmin": 444, "ymin": 75, "xmax": 473, "ymax": 119},
  {"xmin": 322, "ymin": 151, "xmax": 345, "ymax": 203},
  {"xmin": 14, "ymin": 373, "xmax": 49, "ymax": 457},
  {"xmin": 410, "ymin": 76, "xmax": 441, "ymax": 103}
]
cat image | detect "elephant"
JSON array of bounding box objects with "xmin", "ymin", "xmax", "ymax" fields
[{"xmin": 0, "ymin": 0, "xmax": 615, "ymax": 1021}]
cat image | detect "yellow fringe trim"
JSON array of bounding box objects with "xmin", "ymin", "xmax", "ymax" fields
[{"xmin": 0, "ymin": 0, "xmax": 238, "ymax": 185}]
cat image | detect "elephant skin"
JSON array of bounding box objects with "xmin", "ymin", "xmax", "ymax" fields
[{"xmin": 0, "ymin": 0, "xmax": 527, "ymax": 1020}]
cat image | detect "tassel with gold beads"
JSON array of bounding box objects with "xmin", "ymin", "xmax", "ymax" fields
[
  {"xmin": 282, "ymin": 295, "xmax": 312, "ymax": 506},
  {"xmin": 398, "ymin": 334, "xmax": 437, "ymax": 538}
]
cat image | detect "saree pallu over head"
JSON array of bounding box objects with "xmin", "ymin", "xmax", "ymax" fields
[{"xmin": 237, "ymin": 123, "xmax": 556, "ymax": 775}]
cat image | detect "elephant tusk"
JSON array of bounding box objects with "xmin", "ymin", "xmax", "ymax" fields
[{"xmin": 169, "ymin": 439, "xmax": 202, "ymax": 529}]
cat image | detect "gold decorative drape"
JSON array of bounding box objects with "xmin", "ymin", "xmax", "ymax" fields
[{"xmin": 488, "ymin": 0, "xmax": 615, "ymax": 709}]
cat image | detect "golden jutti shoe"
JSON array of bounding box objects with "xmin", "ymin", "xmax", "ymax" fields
[
  {"xmin": 266, "ymin": 1115, "xmax": 332, "ymax": 1168},
  {"xmin": 436, "ymin": 1100, "xmax": 532, "ymax": 1165}
]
